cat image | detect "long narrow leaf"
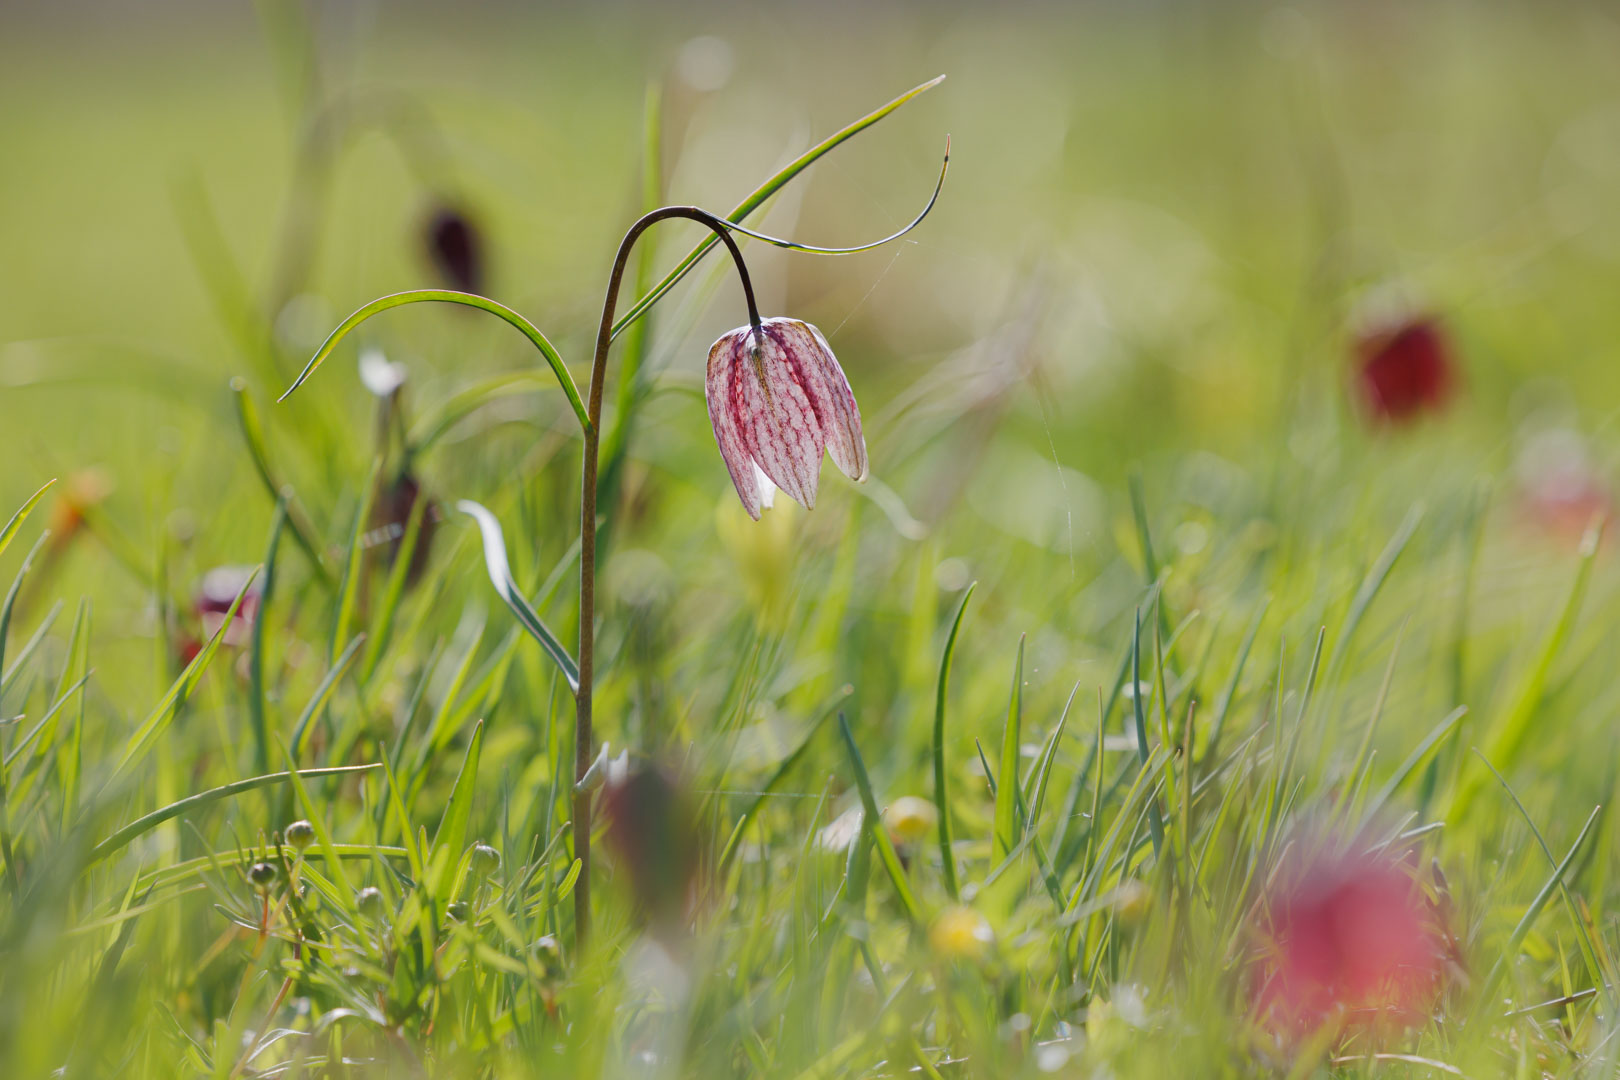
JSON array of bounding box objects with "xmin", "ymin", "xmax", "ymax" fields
[
  {"xmin": 932, "ymin": 582, "xmax": 975, "ymax": 900},
  {"xmin": 232, "ymin": 380, "xmax": 331, "ymax": 581},
  {"xmin": 85, "ymin": 764, "xmax": 379, "ymax": 868},
  {"xmin": 837, "ymin": 713, "xmax": 923, "ymax": 927},
  {"xmin": 458, "ymin": 500, "xmax": 579, "ymax": 693},
  {"xmin": 992, "ymin": 635, "xmax": 1025, "ymax": 862},
  {"xmin": 0, "ymin": 479, "xmax": 54, "ymax": 563},
  {"xmin": 279, "ymin": 291, "xmax": 589, "ymax": 433},
  {"xmin": 106, "ymin": 567, "xmax": 261, "ymax": 786},
  {"xmin": 290, "ymin": 633, "xmax": 366, "ymax": 763},
  {"xmin": 609, "ymin": 75, "xmax": 946, "ymax": 341},
  {"xmin": 718, "ymin": 706, "xmax": 838, "ymax": 875},
  {"xmin": 427, "ymin": 719, "xmax": 485, "ymax": 902}
]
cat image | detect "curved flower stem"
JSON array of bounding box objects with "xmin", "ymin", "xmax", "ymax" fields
[
  {"xmin": 574, "ymin": 207, "xmax": 759, "ymax": 949},
  {"xmin": 277, "ymin": 289, "xmax": 590, "ymax": 432}
]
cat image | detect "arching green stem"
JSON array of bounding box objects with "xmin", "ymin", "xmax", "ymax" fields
[
  {"xmin": 574, "ymin": 206, "xmax": 760, "ymax": 949},
  {"xmin": 278, "ymin": 289, "xmax": 590, "ymax": 432}
]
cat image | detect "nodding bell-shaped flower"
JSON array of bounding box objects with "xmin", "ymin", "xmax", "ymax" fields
[{"xmin": 705, "ymin": 317, "xmax": 868, "ymax": 520}]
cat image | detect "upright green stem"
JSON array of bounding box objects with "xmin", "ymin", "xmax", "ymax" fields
[{"xmin": 575, "ymin": 207, "xmax": 760, "ymax": 947}]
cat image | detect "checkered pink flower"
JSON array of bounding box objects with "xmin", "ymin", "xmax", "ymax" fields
[{"xmin": 705, "ymin": 317, "xmax": 868, "ymax": 520}]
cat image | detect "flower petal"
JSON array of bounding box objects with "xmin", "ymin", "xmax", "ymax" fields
[
  {"xmin": 764, "ymin": 318, "xmax": 868, "ymax": 482},
  {"xmin": 753, "ymin": 462, "xmax": 777, "ymax": 511},
  {"xmin": 730, "ymin": 325, "xmax": 826, "ymax": 509},
  {"xmin": 705, "ymin": 329, "xmax": 764, "ymax": 520}
]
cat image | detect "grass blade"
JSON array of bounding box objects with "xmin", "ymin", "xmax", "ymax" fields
[
  {"xmin": 290, "ymin": 633, "xmax": 366, "ymax": 763},
  {"xmin": 407, "ymin": 370, "xmax": 558, "ymax": 455},
  {"xmin": 1131, "ymin": 609, "xmax": 1165, "ymax": 858},
  {"xmin": 457, "ymin": 500, "xmax": 579, "ymax": 694},
  {"xmin": 933, "ymin": 582, "xmax": 975, "ymax": 900},
  {"xmin": 1361, "ymin": 706, "xmax": 1467, "ymax": 820},
  {"xmin": 248, "ymin": 497, "xmax": 287, "ymax": 774},
  {"xmin": 84, "ymin": 764, "xmax": 379, "ymax": 868},
  {"xmin": 427, "ymin": 719, "xmax": 485, "ymax": 903},
  {"xmin": 1452, "ymin": 522, "xmax": 1601, "ymax": 817},
  {"xmin": 609, "ymin": 75, "xmax": 945, "ymax": 342},
  {"xmin": 105, "ymin": 566, "xmax": 261, "ymax": 787},
  {"xmin": 1323, "ymin": 504, "xmax": 1423, "ymax": 686},
  {"xmin": 0, "ymin": 479, "xmax": 54, "ymax": 563},
  {"xmin": 331, "ymin": 459, "xmax": 381, "ymax": 666},
  {"xmin": 278, "ymin": 291, "xmax": 589, "ymax": 433},
  {"xmin": 837, "ymin": 712, "xmax": 923, "ymax": 928},
  {"xmin": 718, "ymin": 705, "xmax": 839, "ymax": 875},
  {"xmin": 232, "ymin": 379, "xmax": 331, "ymax": 583},
  {"xmin": 992, "ymin": 635, "xmax": 1025, "ymax": 863},
  {"xmin": 1473, "ymin": 804, "xmax": 1602, "ymax": 1019}
]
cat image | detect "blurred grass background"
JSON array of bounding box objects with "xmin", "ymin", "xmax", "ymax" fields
[{"xmin": 5, "ymin": 1, "xmax": 1620, "ymax": 1074}]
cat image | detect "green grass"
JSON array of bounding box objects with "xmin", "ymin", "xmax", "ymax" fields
[{"xmin": 5, "ymin": 2, "xmax": 1620, "ymax": 1076}]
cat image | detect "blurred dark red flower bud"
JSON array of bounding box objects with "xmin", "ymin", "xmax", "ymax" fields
[
  {"xmin": 1353, "ymin": 316, "xmax": 1455, "ymax": 424},
  {"xmin": 194, "ymin": 565, "xmax": 262, "ymax": 648},
  {"xmin": 1252, "ymin": 847, "xmax": 1445, "ymax": 1032},
  {"xmin": 424, "ymin": 204, "xmax": 485, "ymax": 295},
  {"xmin": 602, "ymin": 764, "xmax": 700, "ymax": 931},
  {"xmin": 369, "ymin": 472, "xmax": 437, "ymax": 586}
]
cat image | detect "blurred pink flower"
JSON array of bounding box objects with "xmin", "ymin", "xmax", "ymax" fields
[
  {"xmin": 195, "ymin": 565, "xmax": 262, "ymax": 648},
  {"xmin": 1515, "ymin": 427, "xmax": 1611, "ymax": 547},
  {"xmin": 1252, "ymin": 849, "xmax": 1444, "ymax": 1031},
  {"xmin": 705, "ymin": 318, "xmax": 868, "ymax": 520},
  {"xmin": 603, "ymin": 763, "xmax": 700, "ymax": 932},
  {"xmin": 1354, "ymin": 316, "xmax": 1455, "ymax": 423}
]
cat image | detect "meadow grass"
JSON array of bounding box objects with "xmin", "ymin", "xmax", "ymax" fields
[{"xmin": 3, "ymin": 3, "xmax": 1620, "ymax": 1076}]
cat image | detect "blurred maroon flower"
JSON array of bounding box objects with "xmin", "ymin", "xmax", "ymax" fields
[
  {"xmin": 1252, "ymin": 848, "xmax": 1444, "ymax": 1032},
  {"xmin": 195, "ymin": 565, "xmax": 263, "ymax": 648},
  {"xmin": 1353, "ymin": 317, "xmax": 1455, "ymax": 423},
  {"xmin": 424, "ymin": 203, "xmax": 486, "ymax": 295},
  {"xmin": 602, "ymin": 763, "xmax": 700, "ymax": 932}
]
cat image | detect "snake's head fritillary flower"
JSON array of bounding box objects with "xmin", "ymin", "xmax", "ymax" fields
[
  {"xmin": 1252, "ymin": 848, "xmax": 1444, "ymax": 1033},
  {"xmin": 603, "ymin": 763, "xmax": 700, "ymax": 932},
  {"xmin": 705, "ymin": 317, "xmax": 868, "ymax": 521},
  {"xmin": 369, "ymin": 470, "xmax": 438, "ymax": 586},
  {"xmin": 1353, "ymin": 315, "xmax": 1456, "ymax": 424},
  {"xmin": 195, "ymin": 565, "xmax": 263, "ymax": 648},
  {"xmin": 1515, "ymin": 426, "xmax": 1612, "ymax": 548},
  {"xmin": 424, "ymin": 203, "xmax": 486, "ymax": 295}
]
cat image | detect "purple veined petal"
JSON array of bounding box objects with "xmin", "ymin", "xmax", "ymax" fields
[
  {"xmin": 706, "ymin": 329, "xmax": 765, "ymax": 520},
  {"xmin": 731, "ymin": 325, "xmax": 825, "ymax": 509},
  {"xmin": 764, "ymin": 318, "xmax": 868, "ymax": 482}
]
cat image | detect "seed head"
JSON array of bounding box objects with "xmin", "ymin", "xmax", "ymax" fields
[
  {"xmin": 356, "ymin": 886, "xmax": 385, "ymax": 918},
  {"xmin": 470, "ymin": 842, "xmax": 502, "ymax": 878},
  {"xmin": 284, "ymin": 820, "xmax": 316, "ymax": 852},
  {"xmin": 248, "ymin": 861, "xmax": 280, "ymax": 891}
]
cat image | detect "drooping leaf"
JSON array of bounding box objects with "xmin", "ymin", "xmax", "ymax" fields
[{"xmin": 457, "ymin": 500, "xmax": 579, "ymax": 694}]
